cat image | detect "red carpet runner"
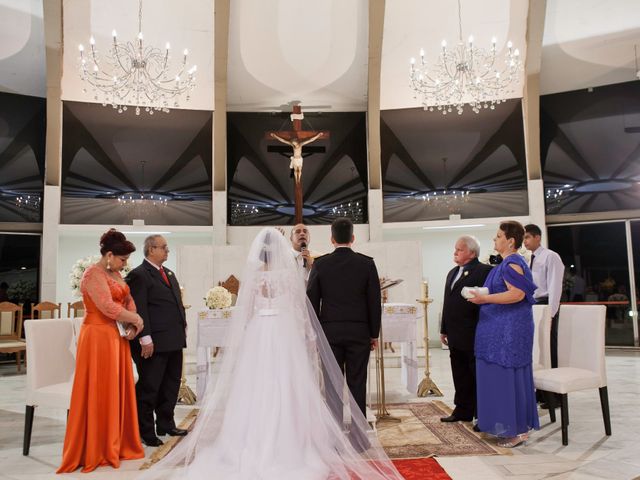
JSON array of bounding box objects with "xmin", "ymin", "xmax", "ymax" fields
[{"xmin": 392, "ymin": 457, "xmax": 452, "ymax": 480}]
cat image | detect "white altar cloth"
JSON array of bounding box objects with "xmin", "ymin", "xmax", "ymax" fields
[
  {"xmin": 379, "ymin": 303, "xmax": 420, "ymax": 394},
  {"xmin": 196, "ymin": 303, "xmax": 420, "ymax": 401}
]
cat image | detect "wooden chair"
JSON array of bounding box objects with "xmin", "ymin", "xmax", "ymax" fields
[
  {"xmin": 30, "ymin": 301, "xmax": 62, "ymax": 320},
  {"xmin": 218, "ymin": 275, "xmax": 240, "ymax": 306},
  {"xmin": 67, "ymin": 300, "xmax": 85, "ymax": 318},
  {"xmin": 0, "ymin": 301, "xmax": 26, "ymax": 372}
]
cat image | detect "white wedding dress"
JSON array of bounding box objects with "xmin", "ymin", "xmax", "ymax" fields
[{"xmin": 139, "ymin": 228, "xmax": 404, "ymax": 480}]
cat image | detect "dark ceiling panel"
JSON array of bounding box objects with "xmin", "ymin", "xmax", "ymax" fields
[{"xmin": 541, "ymin": 80, "xmax": 640, "ymax": 215}]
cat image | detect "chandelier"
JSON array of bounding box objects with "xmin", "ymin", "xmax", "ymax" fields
[
  {"xmin": 14, "ymin": 193, "xmax": 42, "ymax": 211},
  {"xmin": 118, "ymin": 192, "xmax": 171, "ymax": 207},
  {"xmin": 415, "ymin": 157, "xmax": 470, "ymax": 212},
  {"xmin": 229, "ymin": 199, "xmax": 365, "ymax": 225},
  {"xmin": 117, "ymin": 161, "xmax": 172, "ymax": 218},
  {"xmin": 0, "ymin": 190, "xmax": 42, "ymax": 221},
  {"xmin": 416, "ymin": 189, "xmax": 470, "ymax": 212},
  {"xmin": 78, "ymin": 0, "xmax": 197, "ymax": 115},
  {"xmin": 409, "ymin": 0, "xmax": 522, "ymax": 115}
]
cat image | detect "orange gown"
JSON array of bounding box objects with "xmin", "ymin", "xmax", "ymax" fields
[{"xmin": 58, "ymin": 264, "xmax": 144, "ymax": 473}]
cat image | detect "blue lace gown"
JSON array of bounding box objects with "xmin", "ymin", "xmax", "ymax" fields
[{"xmin": 474, "ymin": 254, "xmax": 540, "ymax": 437}]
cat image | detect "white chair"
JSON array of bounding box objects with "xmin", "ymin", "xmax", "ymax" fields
[
  {"xmin": 23, "ymin": 319, "xmax": 76, "ymax": 455},
  {"xmin": 532, "ymin": 305, "xmax": 611, "ymax": 445},
  {"xmin": 532, "ymin": 304, "xmax": 551, "ymax": 371}
]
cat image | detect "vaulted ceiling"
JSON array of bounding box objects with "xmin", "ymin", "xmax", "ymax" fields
[{"xmin": 1, "ymin": 0, "xmax": 639, "ymax": 108}]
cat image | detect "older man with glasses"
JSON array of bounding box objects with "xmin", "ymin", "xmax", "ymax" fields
[{"xmin": 126, "ymin": 235, "xmax": 188, "ymax": 447}]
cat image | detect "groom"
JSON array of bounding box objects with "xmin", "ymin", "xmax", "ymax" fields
[{"xmin": 307, "ymin": 218, "xmax": 381, "ymax": 416}]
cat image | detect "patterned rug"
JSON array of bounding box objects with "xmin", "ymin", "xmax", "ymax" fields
[
  {"xmin": 141, "ymin": 400, "xmax": 500, "ymax": 472},
  {"xmin": 376, "ymin": 400, "xmax": 506, "ymax": 458}
]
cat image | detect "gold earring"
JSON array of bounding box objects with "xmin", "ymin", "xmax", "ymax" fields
[{"xmin": 107, "ymin": 259, "xmax": 112, "ymax": 270}]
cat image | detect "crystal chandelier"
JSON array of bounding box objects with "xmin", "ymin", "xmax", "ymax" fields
[
  {"xmin": 414, "ymin": 157, "xmax": 470, "ymax": 212},
  {"xmin": 416, "ymin": 189, "xmax": 470, "ymax": 212},
  {"xmin": 0, "ymin": 190, "xmax": 42, "ymax": 221},
  {"xmin": 117, "ymin": 161, "xmax": 171, "ymax": 216},
  {"xmin": 409, "ymin": 0, "xmax": 522, "ymax": 115},
  {"xmin": 545, "ymin": 184, "xmax": 573, "ymax": 213},
  {"xmin": 78, "ymin": 0, "xmax": 197, "ymax": 115},
  {"xmin": 118, "ymin": 192, "xmax": 171, "ymax": 207}
]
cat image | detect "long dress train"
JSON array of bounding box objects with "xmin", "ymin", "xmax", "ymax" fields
[{"xmin": 139, "ymin": 228, "xmax": 404, "ymax": 480}]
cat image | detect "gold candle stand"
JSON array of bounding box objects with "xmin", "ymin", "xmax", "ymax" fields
[
  {"xmin": 374, "ymin": 315, "xmax": 401, "ymax": 424},
  {"xmin": 416, "ymin": 281, "xmax": 443, "ymax": 397},
  {"xmin": 177, "ymin": 291, "xmax": 197, "ymax": 405}
]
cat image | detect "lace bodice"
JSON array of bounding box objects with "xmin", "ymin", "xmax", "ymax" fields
[
  {"xmin": 80, "ymin": 264, "xmax": 136, "ymax": 323},
  {"xmin": 254, "ymin": 294, "xmax": 287, "ymax": 316}
]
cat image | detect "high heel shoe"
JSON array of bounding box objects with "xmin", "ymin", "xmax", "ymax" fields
[{"xmin": 497, "ymin": 434, "xmax": 528, "ymax": 448}]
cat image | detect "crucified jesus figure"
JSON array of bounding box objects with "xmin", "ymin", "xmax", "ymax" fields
[{"xmin": 270, "ymin": 132, "xmax": 324, "ymax": 183}]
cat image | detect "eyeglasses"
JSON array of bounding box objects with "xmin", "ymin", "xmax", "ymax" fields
[{"xmin": 152, "ymin": 245, "xmax": 170, "ymax": 251}]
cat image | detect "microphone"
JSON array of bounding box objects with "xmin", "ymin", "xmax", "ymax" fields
[{"xmin": 300, "ymin": 242, "xmax": 307, "ymax": 268}]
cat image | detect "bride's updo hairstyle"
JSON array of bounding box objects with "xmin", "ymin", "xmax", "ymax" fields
[{"xmin": 99, "ymin": 228, "xmax": 136, "ymax": 256}]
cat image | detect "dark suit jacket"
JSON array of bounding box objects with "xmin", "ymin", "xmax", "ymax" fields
[
  {"xmin": 440, "ymin": 258, "xmax": 492, "ymax": 352},
  {"xmin": 307, "ymin": 247, "xmax": 381, "ymax": 339},
  {"xmin": 126, "ymin": 260, "xmax": 186, "ymax": 353}
]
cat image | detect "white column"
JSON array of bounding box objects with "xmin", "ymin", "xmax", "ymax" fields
[
  {"xmin": 213, "ymin": 191, "xmax": 227, "ymax": 246},
  {"xmin": 368, "ymin": 189, "xmax": 383, "ymax": 242},
  {"xmin": 40, "ymin": 186, "xmax": 60, "ymax": 300},
  {"xmin": 528, "ymin": 179, "xmax": 548, "ymax": 245}
]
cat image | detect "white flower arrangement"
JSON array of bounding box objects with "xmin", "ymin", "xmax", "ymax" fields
[
  {"xmin": 69, "ymin": 255, "xmax": 132, "ymax": 298},
  {"xmin": 205, "ymin": 286, "xmax": 232, "ymax": 310}
]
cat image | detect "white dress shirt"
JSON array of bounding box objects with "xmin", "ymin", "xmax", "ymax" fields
[
  {"xmin": 450, "ymin": 266, "xmax": 464, "ymax": 290},
  {"xmin": 292, "ymin": 248, "xmax": 310, "ymax": 282},
  {"xmin": 530, "ymin": 246, "xmax": 565, "ymax": 317}
]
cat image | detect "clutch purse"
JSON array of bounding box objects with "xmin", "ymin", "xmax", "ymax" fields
[
  {"xmin": 461, "ymin": 286, "xmax": 489, "ymax": 299},
  {"xmin": 116, "ymin": 321, "xmax": 130, "ymax": 337}
]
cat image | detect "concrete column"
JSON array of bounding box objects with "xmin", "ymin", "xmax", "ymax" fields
[
  {"xmin": 212, "ymin": 0, "xmax": 230, "ymax": 246},
  {"xmin": 40, "ymin": 186, "xmax": 60, "ymax": 300},
  {"xmin": 522, "ymin": 0, "xmax": 547, "ymax": 238},
  {"xmin": 367, "ymin": 0, "xmax": 385, "ymax": 240},
  {"xmin": 41, "ymin": 0, "xmax": 63, "ymax": 297}
]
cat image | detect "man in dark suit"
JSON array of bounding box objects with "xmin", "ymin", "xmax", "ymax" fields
[
  {"xmin": 307, "ymin": 218, "xmax": 381, "ymax": 416},
  {"xmin": 126, "ymin": 235, "xmax": 187, "ymax": 447},
  {"xmin": 440, "ymin": 235, "xmax": 492, "ymax": 423}
]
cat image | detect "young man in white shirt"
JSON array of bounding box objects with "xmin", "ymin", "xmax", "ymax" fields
[{"xmin": 524, "ymin": 224, "xmax": 565, "ymax": 369}]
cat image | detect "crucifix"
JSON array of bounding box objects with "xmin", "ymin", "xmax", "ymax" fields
[{"xmin": 265, "ymin": 104, "xmax": 329, "ymax": 224}]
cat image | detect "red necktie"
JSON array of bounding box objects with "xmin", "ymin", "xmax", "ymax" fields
[{"xmin": 159, "ymin": 267, "xmax": 170, "ymax": 286}]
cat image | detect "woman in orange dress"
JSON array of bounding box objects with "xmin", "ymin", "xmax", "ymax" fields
[{"xmin": 58, "ymin": 229, "xmax": 145, "ymax": 473}]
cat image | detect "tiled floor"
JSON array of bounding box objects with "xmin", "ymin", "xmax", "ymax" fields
[{"xmin": 1, "ymin": 348, "xmax": 639, "ymax": 479}]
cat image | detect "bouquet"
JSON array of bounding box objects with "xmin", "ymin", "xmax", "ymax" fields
[
  {"xmin": 70, "ymin": 255, "xmax": 132, "ymax": 297},
  {"xmin": 205, "ymin": 286, "xmax": 232, "ymax": 309}
]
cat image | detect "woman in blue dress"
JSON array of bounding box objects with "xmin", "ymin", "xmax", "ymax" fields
[{"xmin": 468, "ymin": 220, "xmax": 539, "ymax": 448}]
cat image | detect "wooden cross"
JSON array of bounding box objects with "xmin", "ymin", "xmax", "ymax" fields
[{"xmin": 265, "ymin": 104, "xmax": 329, "ymax": 224}]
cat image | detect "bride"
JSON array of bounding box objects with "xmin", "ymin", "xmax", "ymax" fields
[{"xmin": 140, "ymin": 228, "xmax": 404, "ymax": 479}]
